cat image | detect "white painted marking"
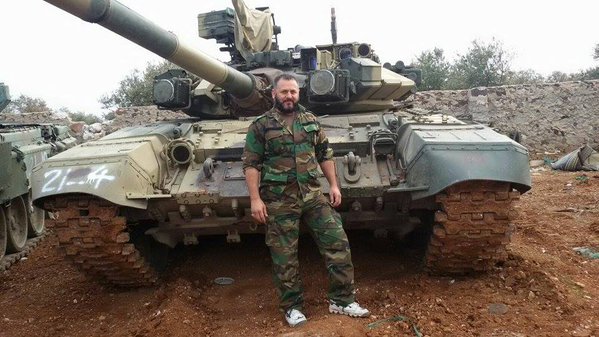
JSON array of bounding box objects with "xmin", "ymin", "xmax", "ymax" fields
[
  {"xmin": 57, "ymin": 168, "xmax": 71, "ymax": 191},
  {"xmin": 41, "ymin": 165, "xmax": 117, "ymax": 193},
  {"xmin": 86, "ymin": 166, "xmax": 116, "ymax": 189},
  {"xmin": 42, "ymin": 170, "xmax": 61, "ymax": 193}
]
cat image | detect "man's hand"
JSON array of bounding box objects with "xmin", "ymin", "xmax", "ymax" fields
[
  {"xmin": 250, "ymin": 198, "xmax": 269, "ymax": 224},
  {"xmin": 320, "ymin": 160, "xmax": 342, "ymax": 208},
  {"xmin": 244, "ymin": 167, "xmax": 268, "ymax": 223},
  {"xmin": 329, "ymin": 185, "xmax": 342, "ymax": 207}
]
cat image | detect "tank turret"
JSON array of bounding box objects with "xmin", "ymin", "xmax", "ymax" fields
[
  {"xmin": 43, "ymin": 0, "xmax": 418, "ymax": 119},
  {"xmin": 176, "ymin": 1, "xmax": 420, "ymax": 117}
]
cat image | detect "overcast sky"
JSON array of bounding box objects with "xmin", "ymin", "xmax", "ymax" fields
[{"xmin": 2, "ymin": 0, "xmax": 598, "ymax": 115}]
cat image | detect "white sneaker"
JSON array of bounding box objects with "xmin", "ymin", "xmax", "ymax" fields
[
  {"xmin": 285, "ymin": 308, "xmax": 307, "ymax": 327},
  {"xmin": 329, "ymin": 301, "xmax": 370, "ymax": 318}
]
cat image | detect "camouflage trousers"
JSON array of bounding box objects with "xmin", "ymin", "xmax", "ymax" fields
[{"xmin": 264, "ymin": 189, "xmax": 356, "ymax": 312}]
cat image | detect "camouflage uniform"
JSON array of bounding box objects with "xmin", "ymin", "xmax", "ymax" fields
[{"xmin": 242, "ymin": 105, "xmax": 356, "ymax": 312}]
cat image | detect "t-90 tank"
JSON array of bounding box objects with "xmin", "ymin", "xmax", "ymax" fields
[
  {"xmin": 0, "ymin": 82, "xmax": 77, "ymax": 267},
  {"xmin": 33, "ymin": 0, "xmax": 531, "ymax": 286}
]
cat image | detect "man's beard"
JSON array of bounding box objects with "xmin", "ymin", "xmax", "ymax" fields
[{"xmin": 274, "ymin": 97, "xmax": 299, "ymax": 114}]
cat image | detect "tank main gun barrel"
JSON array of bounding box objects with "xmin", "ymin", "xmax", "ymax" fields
[{"xmin": 43, "ymin": 0, "xmax": 255, "ymax": 100}]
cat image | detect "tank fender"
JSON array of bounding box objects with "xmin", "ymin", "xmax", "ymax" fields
[
  {"xmin": 32, "ymin": 137, "xmax": 164, "ymax": 209},
  {"xmin": 397, "ymin": 122, "xmax": 532, "ymax": 200}
]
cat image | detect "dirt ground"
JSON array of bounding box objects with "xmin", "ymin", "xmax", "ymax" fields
[{"xmin": 1, "ymin": 170, "xmax": 598, "ymax": 337}]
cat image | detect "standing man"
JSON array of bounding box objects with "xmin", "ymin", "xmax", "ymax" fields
[{"xmin": 242, "ymin": 73, "xmax": 369, "ymax": 327}]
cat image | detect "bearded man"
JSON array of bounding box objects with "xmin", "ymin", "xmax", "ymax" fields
[{"xmin": 242, "ymin": 73, "xmax": 369, "ymax": 327}]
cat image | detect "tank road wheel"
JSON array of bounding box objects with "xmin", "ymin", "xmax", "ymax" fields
[
  {"xmin": 27, "ymin": 192, "xmax": 45, "ymax": 237},
  {"xmin": 50, "ymin": 196, "xmax": 159, "ymax": 287},
  {"xmin": 6, "ymin": 196, "xmax": 29, "ymax": 253},
  {"xmin": 0, "ymin": 207, "xmax": 7, "ymax": 260},
  {"xmin": 425, "ymin": 181, "xmax": 520, "ymax": 274}
]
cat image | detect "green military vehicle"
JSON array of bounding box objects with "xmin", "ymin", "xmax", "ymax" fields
[
  {"xmin": 33, "ymin": 0, "xmax": 531, "ymax": 286},
  {"xmin": 0, "ymin": 83, "xmax": 77, "ymax": 269}
]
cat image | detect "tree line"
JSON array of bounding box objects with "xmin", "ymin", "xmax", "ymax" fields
[
  {"xmin": 3, "ymin": 96, "xmax": 102, "ymax": 124},
  {"xmin": 415, "ymin": 40, "xmax": 599, "ymax": 91}
]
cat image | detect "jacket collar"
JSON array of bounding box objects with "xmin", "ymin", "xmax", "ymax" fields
[{"xmin": 267, "ymin": 105, "xmax": 308, "ymax": 126}]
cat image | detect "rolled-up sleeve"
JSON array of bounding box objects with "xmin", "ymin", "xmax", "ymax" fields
[
  {"xmin": 314, "ymin": 122, "xmax": 334, "ymax": 163},
  {"xmin": 242, "ymin": 122, "xmax": 265, "ymax": 171}
]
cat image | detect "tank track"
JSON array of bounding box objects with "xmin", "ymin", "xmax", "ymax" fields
[
  {"xmin": 425, "ymin": 181, "xmax": 520, "ymax": 274},
  {"xmin": 0, "ymin": 233, "xmax": 46, "ymax": 272},
  {"xmin": 48, "ymin": 196, "xmax": 158, "ymax": 286}
]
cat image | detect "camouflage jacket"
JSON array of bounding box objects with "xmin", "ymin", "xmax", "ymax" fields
[{"xmin": 242, "ymin": 105, "xmax": 334, "ymax": 201}]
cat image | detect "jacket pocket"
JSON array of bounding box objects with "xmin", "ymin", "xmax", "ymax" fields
[
  {"xmin": 265, "ymin": 129, "xmax": 293, "ymax": 157},
  {"xmin": 263, "ymin": 172, "xmax": 288, "ymax": 183},
  {"xmin": 302, "ymin": 122, "xmax": 319, "ymax": 146},
  {"xmin": 260, "ymin": 171, "xmax": 288, "ymax": 201}
]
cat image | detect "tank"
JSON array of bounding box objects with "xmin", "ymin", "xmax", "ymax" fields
[
  {"xmin": 33, "ymin": 0, "xmax": 531, "ymax": 286},
  {"xmin": 0, "ymin": 82, "xmax": 77, "ymax": 267}
]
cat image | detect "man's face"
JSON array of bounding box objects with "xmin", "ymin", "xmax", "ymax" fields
[{"xmin": 272, "ymin": 78, "xmax": 300, "ymax": 114}]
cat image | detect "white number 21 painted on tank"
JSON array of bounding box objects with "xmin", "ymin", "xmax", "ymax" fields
[{"xmin": 42, "ymin": 165, "xmax": 116, "ymax": 193}]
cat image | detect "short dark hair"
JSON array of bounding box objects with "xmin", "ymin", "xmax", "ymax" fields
[{"xmin": 273, "ymin": 73, "xmax": 298, "ymax": 88}]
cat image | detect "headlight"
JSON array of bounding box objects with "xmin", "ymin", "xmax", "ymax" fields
[
  {"xmin": 309, "ymin": 70, "xmax": 335, "ymax": 95},
  {"xmin": 307, "ymin": 69, "xmax": 350, "ymax": 103}
]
